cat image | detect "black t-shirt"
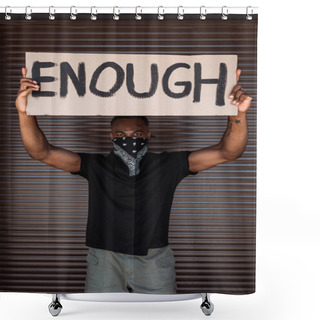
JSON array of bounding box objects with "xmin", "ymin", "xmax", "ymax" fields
[{"xmin": 71, "ymin": 150, "xmax": 197, "ymax": 255}]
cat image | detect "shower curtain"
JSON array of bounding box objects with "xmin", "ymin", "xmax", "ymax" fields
[{"xmin": 0, "ymin": 8, "xmax": 257, "ymax": 295}]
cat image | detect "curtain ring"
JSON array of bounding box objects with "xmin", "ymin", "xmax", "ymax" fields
[
  {"xmin": 49, "ymin": 6, "xmax": 55, "ymax": 21},
  {"xmin": 135, "ymin": 6, "xmax": 142, "ymax": 20},
  {"xmin": 113, "ymin": 6, "xmax": 120, "ymax": 20},
  {"xmin": 221, "ymin": 6, "xmax": 228, "ymax": 20},
  {"xmin": 25, "ymin": 6, "xmax": 32, "ymax": 20},
  {"xmin": 5, "ymin": 6, "xmax": 11, "ymax": 20},
  {"xmin": 246, "ymin": 6, "xmax": 253, "ymax": 21},
  {"xmin": 177, "ymin": 6, "xmax": 184, "ymax": 20},
  {"xmin": 157, "ymin": 6, "xmax": 164, "ymax": 20},
  {"xmin": 70, "ymin": 6, "xmax": 77, "ymax": 20},
  {"xmin": 200, "ymin": 6, "xmax": 207, "ymax": 20},
  {"xmin": 90, "ymin": 6, "xmax": 97, "ymax": 20}
]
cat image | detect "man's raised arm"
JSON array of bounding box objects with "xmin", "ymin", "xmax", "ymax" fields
[
  {"xmin": 15, "ymin": 67, "xmax": 81, "ymax": 173},
  {"xmin": 188, "ymin": 69, "xmax": 252, "ymax": 173}
]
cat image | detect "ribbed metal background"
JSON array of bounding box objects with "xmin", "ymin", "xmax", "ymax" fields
[{"xmin": 0, "ymin": 14, "xmax": 257, "ymax": 294}]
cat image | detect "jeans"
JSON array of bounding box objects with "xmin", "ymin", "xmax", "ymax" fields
[{"xmin": 85, "ymin": 245, "xmax": 176, "ymax": 294}]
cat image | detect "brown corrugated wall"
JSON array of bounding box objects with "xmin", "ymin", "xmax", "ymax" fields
[{"xmin": 0, "ymin": 13, "xmax": 257, "ymax": 294}]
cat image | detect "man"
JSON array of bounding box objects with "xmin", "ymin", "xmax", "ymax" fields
[{"xmin": 16, "ymin": 67, "xmax": 252, "ymax": 294}]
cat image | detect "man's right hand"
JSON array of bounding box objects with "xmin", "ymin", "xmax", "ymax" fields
[
  {"xmin": 15, "ymin": 67, "xmax": 81, "ymax": 173},
  {"xmin": 15, "ymin": 67, "xmax": 39, "ymax": 114}
]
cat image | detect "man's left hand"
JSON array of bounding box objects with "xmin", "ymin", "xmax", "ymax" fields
[{"xmin": 228, "ymin": 69, "xmax": 252, "ymax": 114}]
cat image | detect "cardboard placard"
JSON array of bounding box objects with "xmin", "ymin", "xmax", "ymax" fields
[{"xmin": 26, "ymin": 52, "xmax": 238, "ymax": 116}]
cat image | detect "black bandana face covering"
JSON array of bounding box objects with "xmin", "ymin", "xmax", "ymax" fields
[{"xmin": 113, "ymin": 137, "xmax": 148, "ymax": 176}]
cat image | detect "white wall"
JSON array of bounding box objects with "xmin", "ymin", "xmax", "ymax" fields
[{"xmin": 1, "ymin": 0, "xmax": 319, "ymax": 319}]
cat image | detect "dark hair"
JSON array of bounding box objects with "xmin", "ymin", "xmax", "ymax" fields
[{"xmin": 111, "ymin": 116, "xmax": 149, "ymax": 127}]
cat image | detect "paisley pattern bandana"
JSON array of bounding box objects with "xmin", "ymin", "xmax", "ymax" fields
[{"xmin": 113, "ymin": 137, "xmax": 148, "ymax": 176}]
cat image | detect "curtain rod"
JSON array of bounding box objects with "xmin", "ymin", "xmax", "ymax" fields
[{"xmin": 0, "ymin": 6, "xmax": 259, "ymax": 18}]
